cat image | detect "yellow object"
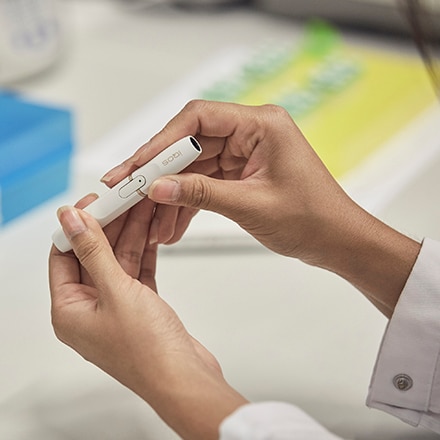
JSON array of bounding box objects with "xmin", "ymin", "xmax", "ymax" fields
[{"xmin": 202, "ymin": 22, "xmax": 436, "ymax": 177}]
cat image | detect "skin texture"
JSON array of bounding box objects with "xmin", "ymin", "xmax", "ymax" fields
[
  {"xmin": 102, "ymin": 100, "xmax": 421, "ymax": 316},
  {"xmin": 49, "ymin": 195, "xmax": 247, "ymax": 440},
  {"xmin": 50, "ymin": 100, "xmax": 421, "ymax": 439}
]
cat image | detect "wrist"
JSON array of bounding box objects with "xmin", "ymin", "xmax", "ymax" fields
[
  {"xmin": 304, "ymin": 201, "xmax": 421, "ymax": 317},
  {"xmin": 139, "ymin": 356, "xmax": 248, "ymax": 440}
]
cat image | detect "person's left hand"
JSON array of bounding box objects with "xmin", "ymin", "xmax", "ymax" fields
[{"xmin": 49, "ymin": 195, "xmax": 247, "ymax": 440}]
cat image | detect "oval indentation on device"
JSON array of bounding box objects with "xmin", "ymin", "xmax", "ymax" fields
[{"xmin": 118, "ymin": 175, "xmax": 147, "ymax": 198}]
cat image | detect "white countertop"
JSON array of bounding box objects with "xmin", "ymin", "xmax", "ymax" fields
[{"xmin": 1, "ymin": 1, "xmax": 440, "ymax": 438}]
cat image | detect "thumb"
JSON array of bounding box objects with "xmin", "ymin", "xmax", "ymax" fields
[
  {"xmin": 148, "ymin": 174, "xmax": 251, "ymax": 223},
  {"xmin": 57, "ymin": 206, "xmax": 126, "ymax": 293}
]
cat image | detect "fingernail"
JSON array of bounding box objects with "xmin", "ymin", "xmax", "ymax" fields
[
  {"xmin": 149, "ymin": 217, "xmax": 159, "ymax": 245},
  {"xmin": 100, "ymin": 162, "xmax": 127, "ymax": 183},
  {"xmin": 149, "ymin": 178, "xmax": 180, "ymax": 203},
  {"xmin": 57, "ymin": 206, "xmax": 87, "ymax": 239}
]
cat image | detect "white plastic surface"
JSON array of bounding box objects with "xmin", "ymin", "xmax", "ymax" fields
[{"xmin": 52, "ymin": 136, "xmax": 201, "ymax": 252}]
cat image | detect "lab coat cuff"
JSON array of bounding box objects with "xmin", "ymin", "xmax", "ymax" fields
[
  {"xmin": 219, "ymin": 401, "xmax": 343, "ymax": 440},
  {"xmin": 367, "ymin": 238, "xmax": 440, "ymax": 427}
]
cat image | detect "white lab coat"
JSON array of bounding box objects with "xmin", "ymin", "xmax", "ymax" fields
[{"xmin": 220, "ymin": 238, "xmax": 440, "ymax": 439}]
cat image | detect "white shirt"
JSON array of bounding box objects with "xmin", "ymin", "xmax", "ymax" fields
[
  {"xmin": 219, "ymin": 401, "xmax": 343, "ymax": 439},
  {"xmin": 219, "ymin": 238, "xmax": 440, "ymax": 439},
  {"xmin": 367, "ymin": 237, "xmax": 440, "ymax": 432}
]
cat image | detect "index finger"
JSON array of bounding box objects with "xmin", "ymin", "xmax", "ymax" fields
[{"xmin": 101, "ymin": 100, "xmax": 248, "ymax": 187}]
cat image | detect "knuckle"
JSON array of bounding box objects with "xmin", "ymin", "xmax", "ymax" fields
[
  {"xmin": 261, "ymin": 103, "xmax": 291, "ymax": 121},
  {"xmin": 74, "ymin": 234, "xmax": 103, "ymax": 269},
  {"xmin": 139, "ymin": 265, "xmax": 156, "ymax": 287},
  {"xmin": 187, "ymin": 177, "xmax": 212, "ymax": 210},
  {"xmin": 183, "ymin": 99, "xmax": 207, "ymax": 114},
  {"xmin": 114, "ymin": 249, "xmax": 143, "ymax": 266}
]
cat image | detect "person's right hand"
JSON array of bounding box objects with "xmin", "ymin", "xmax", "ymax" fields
[
  {"xmin": 102, "ymin": 100, "xmax": 353, "ymax": 263},
  {"xmin": 102, "ymin": 100, "xmax": 421, "ymax": 317}
]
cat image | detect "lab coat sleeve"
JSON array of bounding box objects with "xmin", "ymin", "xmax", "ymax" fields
[
  {"xmin": 219, "ymin": 402, "xmax": 343, "ymax": 440},
  {"xmin": 367, "ymin": 237, "xmax": 440, "ymax": 433}
]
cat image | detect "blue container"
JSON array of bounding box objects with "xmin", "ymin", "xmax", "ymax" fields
[{"xmin": 0, "ymin": 92, "xmax": 73, "ymax": 224}]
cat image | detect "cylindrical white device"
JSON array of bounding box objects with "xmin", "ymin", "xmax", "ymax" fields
[{"xmin": 52, "ymin": 136, "xmax": 202, "ymax": 252}]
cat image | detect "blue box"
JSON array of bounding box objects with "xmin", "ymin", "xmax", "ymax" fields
[{"xmin": 0, "ymin": 92, "xmax": 73, "ymax": 224}]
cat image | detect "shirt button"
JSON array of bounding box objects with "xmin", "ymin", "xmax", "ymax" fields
[{"xmin": 393, "ymin": 374, "xmax": 413, "ymax": 391}]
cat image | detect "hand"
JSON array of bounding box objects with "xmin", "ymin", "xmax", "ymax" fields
[
  {"xmin": 102, "ymin": 100, "xmax": 421, "ymax": 317},
  {"xmin": 49, "ymin": 195, "xmax": 247, "ymax": 440},
  {"xmin": 102, "ymin": 100, "xmax": 348, "ymax": 260}
]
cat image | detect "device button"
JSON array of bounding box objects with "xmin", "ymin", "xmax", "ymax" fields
[{"xmin": 118, "ymin": 175, "xmax": 147, "ymax": 198}]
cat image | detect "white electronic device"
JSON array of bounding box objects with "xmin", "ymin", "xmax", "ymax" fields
[{"xmin": 52, "ymin": 135, "xmax": 202, "ymax": 252}]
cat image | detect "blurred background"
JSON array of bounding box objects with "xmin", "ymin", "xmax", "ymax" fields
[{"xmin": 1, "ymin": 0, "xmax": 440, "ymax": 438}]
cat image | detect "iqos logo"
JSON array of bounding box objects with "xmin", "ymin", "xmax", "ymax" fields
[{"xmin": 162, "ymin": 150, "xmax": 183, "ymax": 166}]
